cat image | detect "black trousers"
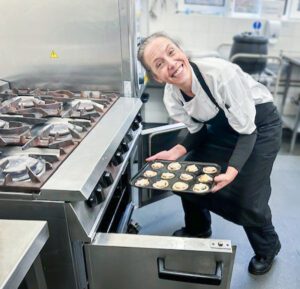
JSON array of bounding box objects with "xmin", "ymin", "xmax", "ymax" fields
[{"xmin": 178, "ymin": 103, "xmax": 282, "ymax": 257}]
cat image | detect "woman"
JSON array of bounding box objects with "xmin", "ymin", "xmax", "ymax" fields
[{"xmin": 138, "ymin": 32, "xmax": 282, "ymax": 275}]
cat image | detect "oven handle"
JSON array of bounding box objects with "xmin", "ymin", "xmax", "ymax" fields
[{"xmin": 157, "ymin": 257, "xmax": 223, "ymax": 285}]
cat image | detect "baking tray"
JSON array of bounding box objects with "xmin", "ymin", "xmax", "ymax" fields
[{"xmin": 130, "ymin": 160, "xmax": 221, "ymax": 195}]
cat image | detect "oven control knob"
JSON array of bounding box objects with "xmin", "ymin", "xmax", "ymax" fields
[
  {"xmin": 131, "ymin": 120, "xmax": 140, "ymax": 131},
  {"xmin": 111, "ymin": 151, "xmax": 123, "ymax": 166},
  {"xmin": 120, "ymin": 140, "xmax": 129, "ymax": 153},
  {"xmin": 100, "ymin": 171, "xmax": 114, "ymax": 188},
  {"xmin": 136, "ymin": 112, "xmax": 143, "ymax": 123},
  {"xmin": 125, "ymin": 132, "xmax": 133, "ymax": 142},
  {"xmin": 87, "ymin": 185, "xmax": 103, "ymax": 207}
]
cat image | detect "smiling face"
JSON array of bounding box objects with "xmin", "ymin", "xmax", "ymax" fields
[{"xmin": 143, "ymin": 37, "xmax": 192, "ymax": 90}]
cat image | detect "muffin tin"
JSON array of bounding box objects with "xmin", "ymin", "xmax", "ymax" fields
[{"xmin": 130, "ymin": 160, "xmax": 221, "ymax": 195}]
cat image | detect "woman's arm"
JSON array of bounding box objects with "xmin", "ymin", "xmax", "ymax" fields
[{"xmin": 146, "ymin": 144, "xmax": 187, "ymax": 161}]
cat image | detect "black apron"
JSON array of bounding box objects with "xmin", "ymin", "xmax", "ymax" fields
[{"xmin": 183, "ymin": 62, "xmax": 282, "ymax": 227}]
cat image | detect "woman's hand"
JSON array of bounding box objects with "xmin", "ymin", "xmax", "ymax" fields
[
  {"xmin": 146, "ymin": 144, "xmax": 187, "ymax": 162},
  {"xmin": 211, "ymin": 166, "xmax": 238, "ymax": 193}
]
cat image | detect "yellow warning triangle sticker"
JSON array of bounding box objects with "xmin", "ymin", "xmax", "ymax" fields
[{"xmin": 50, "ymin": 50, "xmax": 58, "ymax": 59}]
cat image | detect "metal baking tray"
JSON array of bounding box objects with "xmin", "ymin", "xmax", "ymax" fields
[{"xmin": 130, "ymin": 160, "xmax": 221, "ymax": 195}]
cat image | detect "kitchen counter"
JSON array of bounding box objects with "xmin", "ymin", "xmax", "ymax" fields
[{"xmin": 0, "ymin": 219, "xmax": 49, "ymax": 289}]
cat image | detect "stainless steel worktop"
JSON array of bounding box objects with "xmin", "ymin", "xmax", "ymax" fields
[{"xmin": 0, "ymin": 219, "xmax": 49, "ymax": 289}]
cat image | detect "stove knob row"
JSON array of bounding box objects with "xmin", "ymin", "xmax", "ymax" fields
[
  {"xmin": 111, "ymin": 151, "xmax": 124, "ymax": 166},
  {"xmin": 99, "ymin": 171, "xmax": 114, "ymax": 188}
]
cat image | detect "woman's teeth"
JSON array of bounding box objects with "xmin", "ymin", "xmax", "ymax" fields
[{"xmin": 172, "ymin": 65, "xmax": 183, "ymax": 77}]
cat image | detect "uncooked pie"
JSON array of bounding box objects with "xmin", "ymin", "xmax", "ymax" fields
[
  {"xmin": 135, "ymin": 178, "xmax": 150, "ymax": 187},
  {"xmin": 151, "ymin": 162, "xmax": 164, "ymax": 170},
  {"xmin": 153, "ymin": 180, "xmax": 169, "ymax": 189},
  {"xmin": 179, "ymin": 173, "xmax": 193, "ymax": 181},
  {"xmin": 186, "ymin": 164, "xmax": 198, "ymax": 173},
  {"xmin": 193, "ymin": 183, "xmax": 209, "ymax": 193},
  {"xmin": 203, "ymin": 166, "xmax": 217, "ymax": 174},
  {"xmin": 167, "ymin": 162, "xmax": 181, "ymax": 171},
  {"xmin": 143, "ymin": 170, "xmax": 157, "ymax": 178},
  {"xmin": 198, "ymin": 174, "xmax": 213, "ymax": 183},
  {"xmin": 172, "ymin": 181, "xmax": 189, "ymax": 191},
  {"xmin": 161, "ymin": 172, "xmax": 175, "ymax": 179}
]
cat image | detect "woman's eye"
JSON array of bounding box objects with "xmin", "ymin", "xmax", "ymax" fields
[
  {"xmin": 169, "ymin": 49, "xmax": 174, "ymax": 55},
  {"xmin": 156, "ymin": 62, "xmax": 162, "ymax": 69}
]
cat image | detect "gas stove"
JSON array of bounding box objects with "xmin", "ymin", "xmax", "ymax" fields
[{"xmin": 0, "ymin": 89, "xmax": 119, "ymax": 193}]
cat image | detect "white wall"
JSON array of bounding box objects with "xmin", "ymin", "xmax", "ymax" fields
[{"xmin": 148, "ymin": 10, "xmax": 300, "ymax": 57}]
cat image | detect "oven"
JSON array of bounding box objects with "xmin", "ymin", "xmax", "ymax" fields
[{"xmin": 0, "ymin": 89, "xmax": 236, "ymax": 289}]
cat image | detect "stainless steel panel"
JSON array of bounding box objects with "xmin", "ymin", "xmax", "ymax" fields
[
  {"xmin": 0, "ymin": 220, "xmax": 48, "ymax": 289},
  {"xmin": 0, "ymin": 200, "xmax": 80, "ymax": 289},
  {"xmin": 0, "ymin": 0, "xmax": 122, "ymax": 91},
  {"xmin": 40, "ymin": 97, "xmax": 142, "ymax": 201},
  {"xmin": 85, "ymin": 233, "xmax": 236, "ymax": 289},
  {"xmin": 65, "ymin": 126, "xmax": 141, "ymax": 241}
]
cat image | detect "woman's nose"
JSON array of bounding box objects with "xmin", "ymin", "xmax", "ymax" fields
[{"xmin": 166, "ymin": 58, "xmax": 176, "ymax": 69}]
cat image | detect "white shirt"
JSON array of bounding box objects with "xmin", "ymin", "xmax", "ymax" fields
[{"xmin": 163, "ymin": 57, "xmax": 273, "ymax": 135}]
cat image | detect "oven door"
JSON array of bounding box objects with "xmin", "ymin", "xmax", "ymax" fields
[
  {"xmin": 137, "ymin": 123, "xmax": 188, "ymax": 207},
  {"xmin": 84, "ymin": 233, "xmax": 236, "ymax": 289}
]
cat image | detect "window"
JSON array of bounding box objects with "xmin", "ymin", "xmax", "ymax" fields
[{"xmin": 177, "ymin": 0, "xmax": 227, "ymax": 15}]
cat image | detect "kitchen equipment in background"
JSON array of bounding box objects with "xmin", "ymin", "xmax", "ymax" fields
[{"xmin": 229, "ymin": 32, "xmax": 268, "ymax": 74}]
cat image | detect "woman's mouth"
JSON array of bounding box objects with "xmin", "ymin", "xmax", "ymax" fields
[{"xmin": 171, "ymin": 64, "xmax": 184, "ymax": 78}]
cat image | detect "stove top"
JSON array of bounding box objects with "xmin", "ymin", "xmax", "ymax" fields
[{"xmin": 0, "ymin": 89, "xmax": 119, "ymax": 193}]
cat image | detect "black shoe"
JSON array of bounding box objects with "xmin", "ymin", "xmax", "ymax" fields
[
  {"xmin": 172, "ymin": 227, "xmax": 212, "ymax": 238},
  {"xmin": 248, "ymin": 240, "xmax": 281, "ymax": 275}
]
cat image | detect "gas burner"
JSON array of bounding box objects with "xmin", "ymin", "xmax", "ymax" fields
[
  {"xmin": 0, "ymin": 96, "xmax": 63, "ymax": 117},
  {"xmin": 0, "ymin": 121, "xmax": 31, "ymax": 146},
  {"xmin": 32, "ymin": 89, "xmax": 77, "ymax": 103},
  {"xmin": 22, "ymin": 120, "xmax": 87, "ymax": 150},
  {"xmin": 41, "ymin": 122, "xmax": 84, "ymax": 138},
  {"xmin": 0, "ymin": 155, "xmax": 45, "ymax": 183},
  {"xmin": 18, "ymin": 96, "xmax": 45, "ymax": 108},
  {"xmin": 62, "ymin": 100, "xmax": 104, "ymax": 120}
]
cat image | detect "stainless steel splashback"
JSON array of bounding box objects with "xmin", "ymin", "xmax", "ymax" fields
[{"xmin": 0, "ymin": 0, "xmax": 136, "ymax": 93}]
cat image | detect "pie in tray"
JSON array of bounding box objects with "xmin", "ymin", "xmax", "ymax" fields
[
  {"xmin": 172, "ymin": 181, "xmax": 189, "ymax": 191},
  {"xmin": 143, "ymin": 170, "xmax": 157, "ymax": 178},
  {"xmin": 135, "ymin": 178, "xmax": 150, "ymax": 187},
  {"xmin": 153, "ymin": 180, "xmax": 169, "ymax": 189},
  {"xmin": 193, "ymin": 183, "xmax": 209, "ymax": 193},
  {"xmin": 203, "ymin": 166, "xmax": 217, "ymax": 174}
]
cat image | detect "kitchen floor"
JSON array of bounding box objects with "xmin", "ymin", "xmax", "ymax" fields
[{"xmin": 132, "ymin": 129, "xmax": 300, "ymax": 289}]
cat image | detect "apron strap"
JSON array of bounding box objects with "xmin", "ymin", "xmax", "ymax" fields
[{"xmin": 189, "ymin": 61, "xmax": 223, "ymax": 110}]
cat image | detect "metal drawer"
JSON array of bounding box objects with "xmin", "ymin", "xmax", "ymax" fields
[{"xmin": 84, "ymin": 233, "xmax": 236, "ymax": 289}]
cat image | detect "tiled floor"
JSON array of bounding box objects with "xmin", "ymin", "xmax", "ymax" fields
[{"xmin": 133, "ymin": 134, "xmax": 300, "ymax": 289}]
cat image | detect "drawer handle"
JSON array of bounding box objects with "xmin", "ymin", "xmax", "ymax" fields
[{"xmin": 157, "ymin": 257, "xmax": 223, "ymax": 285}]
